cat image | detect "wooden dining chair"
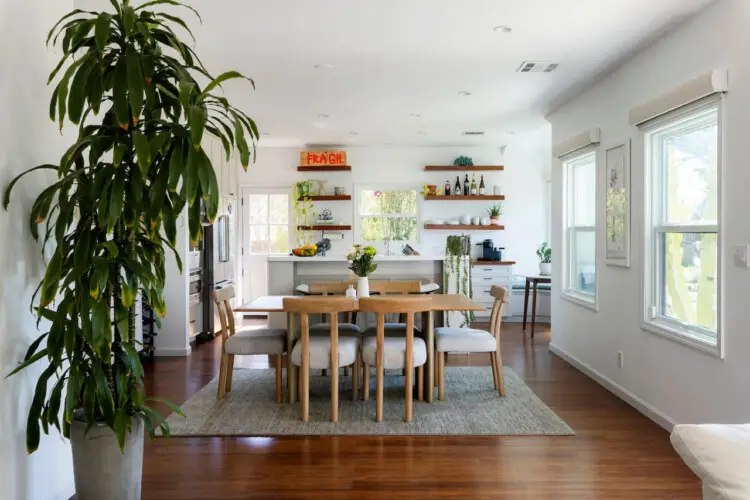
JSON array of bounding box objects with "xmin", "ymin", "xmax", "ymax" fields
[
  {"xmin": 213, "ymin": 286, "xmax": 286, "ymax": 402},
  {"xmin": 283, "ymin": 296, "xmax": 360, "ymax": 422},
  {"xmin": 435, "ymin": 286, "xmax": 508, "ymax": 399},
  {"xmin": 308, "ymin": 281, "xmax": 362, "ymax": 336},
  {"xmin": 358, "ymin": 296, "xmax": 432, "ymax": 423},
  {"xmin": 365, "ymin": 281, "xmax": 422, "ymax": 336}
]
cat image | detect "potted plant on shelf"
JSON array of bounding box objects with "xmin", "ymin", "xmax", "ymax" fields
[
  {"xmin": 347, "ymin": 244, "xmax": 377, "ymax": 297},
  {"xmin": 3, "ymin": 1, "xmax": 257, "ymax": 498},
  {"xmin": 486, "ymin": 202, "xmax": 504, "ymax": 225},
  {"xmin": 537, "ymin": 242, "xmax": 552, "ymax": 275}
]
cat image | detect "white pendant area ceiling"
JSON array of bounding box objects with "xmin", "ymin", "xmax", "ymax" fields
[{"xmin": 77, "ymin": 0, "xmax": 716, "ymax": 147}]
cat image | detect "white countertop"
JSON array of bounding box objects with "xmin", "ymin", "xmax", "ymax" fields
[{"xmin": 267, "ymin": 254, "xmax": 446, "ymax": 262}]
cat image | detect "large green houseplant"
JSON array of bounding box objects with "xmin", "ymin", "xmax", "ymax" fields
[{"xmin": 4, "ymin": 0, "xmax": 257, "ymax": 497}]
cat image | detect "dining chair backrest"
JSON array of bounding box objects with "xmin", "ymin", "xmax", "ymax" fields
[
  {"xmin": 488, "ymin": 286, "xmax": 508, "ymax": 341},
  {"xmin": 283, "ymin": 296, "xmax": 358, "ymax": 315},
  {"xmin": 213, "ymin": 286, "xmax": 237, "ymax": 342},
  {"xmin": 357, "ymin": 296, "xmax": 431, "ymax": 314},
  {"xmin": 369, "ymin": 281, "xmax": 421, "ymax": 295}
]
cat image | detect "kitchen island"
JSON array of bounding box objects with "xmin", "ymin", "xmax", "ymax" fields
[{"xmin": 265, "ymin": 254, "xmax": 445, "ymax": 328}]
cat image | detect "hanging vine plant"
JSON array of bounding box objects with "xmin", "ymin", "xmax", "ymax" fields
[
  {"xmin": 444, "ymin": 234, "xmax": 474, "ymax": 327},
  {"xmin": 3, "ymin": 0, "xmax": 258, "ymax": 454}
]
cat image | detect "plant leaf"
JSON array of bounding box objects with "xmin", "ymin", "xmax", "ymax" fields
[
  {"xmin": 198, "ymin": 71, "xmax": 252, "ymax": 101},
  {"xmin": 132, "ymin": 130, "xmax": 151, "ymax": 172},
  {"xmin": 121, "ymin": 5, "xmax": 136, "ymax": 36},
  {"xmin": 67, "ymin": 58, "xmax": 95, "ymax": 125},
  {"xmin": 40, "ymin": 248, "xmax": 63, "ymax": 307},
  {"xmin": 126, "ymin": 45, "xmax": 144, "ymax": 123},
  {"xmin": 95, "ymin": 13, "xmax": 112, "ymax": 52},
  {"xmin": 113, "ymin": 59, "xmax": 130, "ymax": 129},
  {"xmin": 3, "ymin": 165, "xmax": 57, "ymax": 210},
  {"xmin": 135, "ymin": 0, "xmax": 202, "ymax": 24}
]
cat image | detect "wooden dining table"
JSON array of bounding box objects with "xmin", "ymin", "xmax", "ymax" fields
[{"xmin": 236, "ymin": 294, "xmax": 485, "ymax": 404}]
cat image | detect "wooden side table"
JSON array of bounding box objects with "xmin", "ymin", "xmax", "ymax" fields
[{"xmin": 522, "ymin": 276, "xmax": 551, "ymax": 338}]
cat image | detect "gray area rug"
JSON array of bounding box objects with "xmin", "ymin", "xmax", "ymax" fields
[{"xmin": 164, "ymin": 366, "xmax": 573, "ymax": 436}]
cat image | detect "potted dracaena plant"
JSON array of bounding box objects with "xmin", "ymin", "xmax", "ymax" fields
[{"xmin": 3, "ymin": 1, "xmax": 258, "ymax": 498}]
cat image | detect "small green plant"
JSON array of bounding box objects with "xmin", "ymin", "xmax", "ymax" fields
[
  {"xmin": 347, "ymin": 245, "xmax": 377, "ymax": 277},
  {"xmin": 486, "ymin": 202, "xmax": 504, "ymax": 217},
  {"xmin": 293, "ymin": 181, "xmax": 314, "ymax": 244},
  {"xmin": 453, "ymin": 155, "xmax": 474, "ymax": 167},
  {"xmin": 537, "ymin": 242, "xmax": 552, "ymax": 263},
  {"xmin": 444, "ymin": 235, "xmax": 474, "ymax": 327}
]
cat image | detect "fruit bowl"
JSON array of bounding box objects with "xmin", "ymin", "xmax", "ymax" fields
[{"xmin": 292, "ymin": 244, "xmax": 318, "ymax": 257}]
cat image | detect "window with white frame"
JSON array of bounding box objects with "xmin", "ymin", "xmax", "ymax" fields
[
  {"xmin": 358, "ymin": 188, "xmax": 418, "ymax": 242},
  {"xmin": 562, "ymin": 150, "xmax": 597, "ymax": 304},
  {"xmin": 643, "ymin": 98, "xmax": 720, "ymax": 349}
]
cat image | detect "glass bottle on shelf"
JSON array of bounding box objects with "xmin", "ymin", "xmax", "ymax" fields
[
  {"xmin": 445, "ymin": 180, "xmax": 451, "ymax": 196},
  {"xmin": 463, "ymin": 174, "xmax": 470, "ymax": 196},
  {"xmin": 470, "ymin": 175, "xmax": 478, "ymax": 195},
  {"xmin": 479, "ymin": 175, "xmax": 485, "ymax": 195},
  {"xmin": 455, "ymin": 176, "xmax": 462, "ymax": 196}
]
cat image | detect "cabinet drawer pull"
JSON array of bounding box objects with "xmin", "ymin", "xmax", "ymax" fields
[{"xmin": 483, "ymin": 277, "xmax": 492, "ymax": 280}]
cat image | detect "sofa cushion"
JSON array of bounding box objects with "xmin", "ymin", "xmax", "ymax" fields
[{"xmin": 670, "ymin": 424, "xmax": 750, "ymax": 500}]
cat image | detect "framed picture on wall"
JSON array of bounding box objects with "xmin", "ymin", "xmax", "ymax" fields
[{"xmin": 605, "ymin": 140, "xmax": 631, "ymax": 267}]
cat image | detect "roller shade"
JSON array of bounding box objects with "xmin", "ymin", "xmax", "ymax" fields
[
  {"xmin": 553, "ymin": 128, "xmax": 601, "ymax": 159},
  {"xmin": 629, "ymin": 69, "xmax": 728, "ymax": 126}
]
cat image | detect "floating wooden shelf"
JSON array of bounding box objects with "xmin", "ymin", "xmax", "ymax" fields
[
  {"xmin": 424, "ymin": 224, "xmax": 504, "ymax": 231},
  {"xmin": 297, "ymin": 165, "xmax": 352, "ymax": 172},
  {"xmin": 424, "ymin": 165, "xmax": 504, "ymax": 172},
  {"xmin": 297, "ymin": 225, "xmax": 352, "ymax": 231},
  {"xmin": 298, "ymin": 195, "xmax": 352, "ymax": 201},
  {"xmin": 424, "ymin": 195, "xmax": 505, "ymax": 201},
  {"xmin": 473, "ymin": 260, "xmax": 516, "ymax": 266}
]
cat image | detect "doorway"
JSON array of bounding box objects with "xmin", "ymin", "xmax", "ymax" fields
[{"xmin": 239, "ymin": 187, "xmax": 292, "ymax": 313}]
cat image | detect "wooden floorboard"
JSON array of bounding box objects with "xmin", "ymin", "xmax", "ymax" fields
[{"xmin": 142, "ymin": 322, "xmax": 700, "ymax": 499}]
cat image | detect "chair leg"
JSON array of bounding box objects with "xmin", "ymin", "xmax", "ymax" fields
[
  {"xmin": 275, "ymin": 354, "xmax": 283, "ymax": 404},
  {"xmin": 376, "ymin": 354, "xmax": 384, "ymax": 423},
  {"xmin": 405, "ymin": 363, "xmax": 413, "ymax": 423},
  {"xmin": 417, "ymin": 365, "xmax": 424, "ymax": 402},
  {"xmin": 438, "ymin": 352, "xmax": 445, "ymax": 401},
  {"xmin": 225, "ymin": 355, "xmax": 235, "ymax": 392},
  {"xmin": 363, "ymin": 363, "xmax": 370, "ymax": 401},
  {"xmin": 217, "ymin": 353, "xmax": 229, "ymax": 400},
  {"xmin": 344, "ymin": 366, "xmax": 350, "ymax": 377},
  {"xmin": 494, "ymin": 350, "xmax": 505, "ymax": 397},
  {"xmin": 331, "ymin": 363, "xmax": 339, "ymax": 423},
  {"xmin": 352, "ymin": 352, "xmax": 360, "ymax": 401},
  {"xmin": 489, "ymin": 352, "xmax": 499, "ymax": 391}
]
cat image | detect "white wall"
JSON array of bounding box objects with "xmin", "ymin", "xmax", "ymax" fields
[
  {"xmin": 0, "ymin": 1, "xmax": 75, "ymax": 499},
  {"xmin": 235, "ymin": 126, "xmax": 551, "ymax": 277},
  {"xmin": 548, "ymin": 0, "xmax": 750, "ymax": 426}
]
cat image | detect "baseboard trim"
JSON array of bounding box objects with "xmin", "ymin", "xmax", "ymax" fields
[
  {"xmin": 548, "ymin": 343, "xmax": 676, "ymax": 431},
  {"xmin": 154, "ymin": 346, "xmax": 192, "ymax": 357}
]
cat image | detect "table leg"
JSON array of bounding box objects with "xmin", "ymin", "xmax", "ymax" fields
[
  {"xmin": 522, "ymin": 279, "xmax": 530, "ymax": 331},
  {"xmin": 531, "ymin": 283, "xmax": 538, "ymax": 339},
  {"xmin": 425, "ymin": 310, "xmax": 435, "ymax": 403},
  {"xmin": 286, "ymin": 312, "xmax": 298, "ymax": 403}
]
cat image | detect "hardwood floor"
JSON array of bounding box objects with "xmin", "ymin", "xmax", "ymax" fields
[{"xmin": 141, "ymin": 322, "xmax": 700, "ymax": 499}]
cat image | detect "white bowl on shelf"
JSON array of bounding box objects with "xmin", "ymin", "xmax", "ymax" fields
[{"xmin": 449, "ymin": 220, "xmax": 460, "ymax": 225}]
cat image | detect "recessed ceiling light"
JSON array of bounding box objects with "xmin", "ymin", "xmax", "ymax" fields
[
  {"xmin": 349, "ymin": 131, "xmax": 359, "ymax": 136},
  {"xmin": 507, "ymin": 131, "xmax": 516, "ymax": 135},
  {"xmin": 418, "ymin": 131, "xmax": 427, "ymax": 135},
  {"xmin": 493, "ymin": 25, "xmax": 512, "ymax": 33},
  {"xmin": 458, "ymin": 91, "xmax": 472, "ymax": 96},
  {"xmin": 409, "ymin": 113, "xmax": 421, "ymax": 118},
  {"xmin": 314, "ymin": 64, "xmax": 333, "ymax": 70},
  {"xmin": 317, "ymin": 113, "xmax": 329, "ymax": 118}
]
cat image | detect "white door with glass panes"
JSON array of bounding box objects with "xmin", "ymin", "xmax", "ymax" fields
[{"xmin": 240, "ymin": 187, "xmax": 292, "ymax": 308}]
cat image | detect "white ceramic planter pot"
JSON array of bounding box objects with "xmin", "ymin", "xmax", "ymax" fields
[
  {"xmin": 539, "ymin": 262, "xmax": 551, "ymax": 276},
  {"xmin": 357, "ymin": 277, "xmax": 370, "ymax": 298},
  {"xmin": 490, "ymin": 216, "xmax": 501, "ymax": 226},
  {"xmin": 71, "ymin": 414, "xmax": 144, "ymax": 500}
]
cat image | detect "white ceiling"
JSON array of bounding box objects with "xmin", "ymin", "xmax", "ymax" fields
[{"xmin": 80, "ymin": 0, "xmax": 715, "ymax": 146}]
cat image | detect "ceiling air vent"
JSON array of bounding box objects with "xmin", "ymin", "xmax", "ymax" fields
[
  {"xmin": 462, "ymin": 131, "xmax": 485, "ymax": 136},
  {"xmin": 517, "ymin": 61, "xmax": 559, "ymax": 73}
]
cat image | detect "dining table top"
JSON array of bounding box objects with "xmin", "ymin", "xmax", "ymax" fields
[{"xmin": 235, "ymin": 293, "xmax": 486, "ymax": 313}]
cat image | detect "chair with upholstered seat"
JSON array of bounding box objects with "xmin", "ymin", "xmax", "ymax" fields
[
  {"xmin": 213, "ymin": 286, "xmax": 286, "ymax": 402},
  {"xmin": 364, "ymin": 281, "xmax": 422, "ymax": 336},
  {"xmin": 283, "ymin": 296, "xmax": 360, "ymax": 422},
  {"xmin": 358, "ymin": 296, "xmax": 432, "ymax": 422},
  {"xmin": 307, "ymin": 282, "xmax": 362, "ymax": 336},
  {"xmin": 436, "ymin": 285, "xmax": 508, "ymax": 399}
]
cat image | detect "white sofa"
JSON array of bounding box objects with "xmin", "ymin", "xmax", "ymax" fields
[{"xmin": 670, "ymin": 424, "xmax": 750, "ymax": 499}]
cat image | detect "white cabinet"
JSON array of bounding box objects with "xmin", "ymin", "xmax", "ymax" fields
[
  {"xmin": 204, "ymin": 138, "xmax": 237, "ymax": 197},
  {"xmin": 470, "ymin": 264, "xmax": 514, "ymax": 320}
]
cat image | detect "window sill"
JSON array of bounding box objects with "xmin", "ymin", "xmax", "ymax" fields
[
  {"xmin": 561, "ymin": 290, "xmax": 598, "ymax": 312},
  {"xmin": 641, "ymin": 319, "xmax": 723, "ymax": 359}
]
